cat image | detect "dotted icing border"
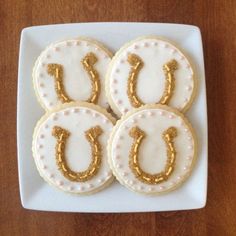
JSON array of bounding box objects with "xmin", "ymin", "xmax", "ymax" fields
[
  {"xmin": 105, "ymin": 35, "xmax": 197, "ymax": 117},
  {"xmin": 107, "ymin": 104, "xmax": 198, "ymax": 195},
  {"xmin": 32, "ymin": 37, "xmax": 113, "ymax": 111},
  {"xmin": 32, "ymin": 101, "xmax": 116, "ymax": 195}
]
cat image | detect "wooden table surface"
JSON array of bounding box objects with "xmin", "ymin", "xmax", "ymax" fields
[{"xmin": 1, "ymin": 0, "xmax": 236, "ymax": 235}]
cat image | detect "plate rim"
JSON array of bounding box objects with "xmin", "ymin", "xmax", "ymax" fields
[{"xmin": 17, "ymin": 22, "xmax": 207, "ymax": 212}]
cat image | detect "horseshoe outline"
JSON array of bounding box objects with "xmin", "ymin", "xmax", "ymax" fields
[
  {"xmin": 47, "ymin": 52, "xmax": 100, "ymax": 104},
  {"xmin": 129, "ymin": 126, "xmax": 177, "ymax": 185},
  {"xmin": 81, "ymin": 52, "xmax": 101, "ymax": 104},
  {"xmin": 127, "ymin": 53, "xmax": 178, "ymax": 108},
  {"xmin": 47, "ymin": 64, "xmax": 72, "ymax": 103},
  {"xmin": 52, "ymin": 125, "xmax": 103, "ymax": 182}
]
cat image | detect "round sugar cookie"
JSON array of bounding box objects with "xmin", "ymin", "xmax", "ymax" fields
[
  {"xmin": 32, "ymin": 102, "xmax": 115, "ymax": 194},
  {"xmin": 33, "ymin": 38, "xmax": 112, "ymax": 111},
  {"xmin": 106, "ymin": 36, "xmax": 196, "ymax": 116},
  {"xmin": 108, "ymin": 104, "xmax": 197, "ymax": 195}
]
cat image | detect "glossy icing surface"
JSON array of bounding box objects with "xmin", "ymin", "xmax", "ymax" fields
[
  {"xmin": 33, "ymin": 104, "xmax": 114, "ymax": 193},
  {"xmin": 107, "ymin": 37, "xmax": 195, "ymax": 116},
  {"xmin": 109, "ymin": 106, "xmax": 197, "ymax": 194},
  {"xmin": 33, "ymin": 39, "xmax": 112, "ymax": 110}
]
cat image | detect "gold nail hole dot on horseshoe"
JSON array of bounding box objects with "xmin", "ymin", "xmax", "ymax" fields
[
  {"xmin": 52, "ymin": 125, "xmax": 103, "ymax": 182},
  {"xmin": 128, "ymin": 125, "xmax": 177, "ymax": 185},
  {"xmin": 127, "ymin": 53, "xmax": 178, "ymax": 108}
]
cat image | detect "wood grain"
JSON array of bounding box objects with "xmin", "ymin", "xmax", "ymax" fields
[{"xmin": 1, "ymin": 0, "xmax": 236, "ymax": 235}]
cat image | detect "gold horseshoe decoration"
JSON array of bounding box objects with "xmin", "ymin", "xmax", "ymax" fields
[
  {"xmin": 52, "ymin": 125, "xmax": 103, "ymax": 182},
  {"xmin": 47, "ymin": 52, "xmax": 100, "ymax": 104},
  {"xmin": 129, "ymin": 126, "xmax": 177, "ymax": 185},
  {"xmin": 127, "ymin": 53, "xmax": 178, "ymax": 108},
  {"xmin": 81, "ymin": 52, "xmax": 100, "ymax": 104}
]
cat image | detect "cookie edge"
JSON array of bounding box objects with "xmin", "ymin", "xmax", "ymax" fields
[
  {"xmin": 32, "ymin": 101, "xmax": 116, "ymax": 195},
  {"xmin": 105, "ymin": 35, "xmax": 198, "ymax": 117},
  {"xmin": 107, "ymin": 103, "xmax": 198, "ymax": 195},
  {"xmin": 32, "ymin": 37, "xmax": 114, "ymax": 111}
]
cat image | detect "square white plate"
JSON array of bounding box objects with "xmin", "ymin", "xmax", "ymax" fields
[{"xmin": 17, "ymin": 22, "xmax": 207, "ymax": 212}]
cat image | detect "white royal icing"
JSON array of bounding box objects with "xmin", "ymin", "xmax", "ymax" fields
[
  {"xmin": 34, "ymin": 39, "xmax": 111, "ymax": 110},
  {"xmin": 109, "ymin": 107, "xmax": 196, "ymax": 194},
  {"xmin": 33, "ymin": 105, "xmax": 114, "ymax": 194},
  {"xmin": 107, "ymin": 37, "xmax": 195, "ymax": 116}
]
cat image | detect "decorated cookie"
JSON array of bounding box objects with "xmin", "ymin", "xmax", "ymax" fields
[
  {"xmin": 32, "ymin": 102, "xmax": 115, "ymax": 194},
  {"xmin": 106, "ymin": 36, "xmax": 196, "ymax": 116},
  {"xmin": 33, "ymin": 38, "xmax": 112, "ymax": 111},
  {"xmin": 108, "ymin": 104, "xmax": 197, "ymax": 195}
]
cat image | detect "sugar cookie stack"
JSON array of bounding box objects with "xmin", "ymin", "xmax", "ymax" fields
[{"xmin": 32, "ymin": 36, "xmax": 197, "ymax": 195}]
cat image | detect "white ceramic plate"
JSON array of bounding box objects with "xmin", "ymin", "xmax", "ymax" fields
[{"xmin": 17, "ymin": 23, "xmax": 207, "ymax": 212}]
